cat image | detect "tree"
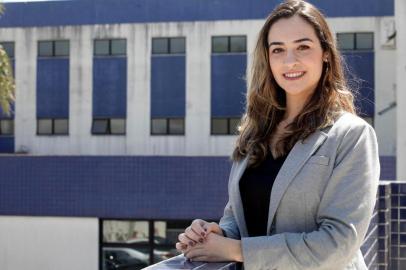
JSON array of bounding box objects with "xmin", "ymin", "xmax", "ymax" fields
[{"xmin": 0, "ymin": 3, "xmax": 15, "ymax": 115}]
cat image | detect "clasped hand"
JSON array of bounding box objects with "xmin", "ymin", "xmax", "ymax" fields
[{"xmin": 175, "ymin": 219, "xmax": 243, "ymax": 262}]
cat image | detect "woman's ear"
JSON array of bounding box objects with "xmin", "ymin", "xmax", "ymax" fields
[{"xmin": 323, "ymin": 52, "xmax": 329, "ymax": 62}]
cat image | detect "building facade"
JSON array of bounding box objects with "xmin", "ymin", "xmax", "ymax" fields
[{"xmin": 0, "ymin": 0, "xmax": 400, "ymax": 269}]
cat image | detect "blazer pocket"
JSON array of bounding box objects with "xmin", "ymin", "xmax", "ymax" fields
[{"xmin": 307, "ymin": 155, "xmax": 330, "ymax": 166}]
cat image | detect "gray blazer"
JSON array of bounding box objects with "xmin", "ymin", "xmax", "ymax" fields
[{"xmin": 219, "ymin": 112, "xmax": 380, "ymax": 270}]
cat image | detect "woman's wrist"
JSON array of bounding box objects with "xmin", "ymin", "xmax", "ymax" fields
[{"xmin": 228, "ymin": 239, "xmax": 243, "ymax": 262}]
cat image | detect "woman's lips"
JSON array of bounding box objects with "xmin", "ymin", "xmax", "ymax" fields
[{"xmin": 283, "ymin": 71, "xmax": 306, "ymax": 80}]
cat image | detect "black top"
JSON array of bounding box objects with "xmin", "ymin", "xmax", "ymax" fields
[{"xmin": 239, "ymin": 153, "xmax": 288, "ymax": 237}]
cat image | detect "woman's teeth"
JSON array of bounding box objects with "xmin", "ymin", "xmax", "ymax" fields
[{"xmin": 284, "ymin": 72, "xmax": 305, "ymax": 78}]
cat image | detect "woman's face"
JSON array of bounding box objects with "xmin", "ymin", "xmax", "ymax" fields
[{"xmin": 267, "ymin": 15, "xmax": 327, "ymax": 100}]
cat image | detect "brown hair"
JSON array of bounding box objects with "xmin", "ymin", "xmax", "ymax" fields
[{"xmin": 232, "ymin": 0, "xmax": 355, "ymax": 167}]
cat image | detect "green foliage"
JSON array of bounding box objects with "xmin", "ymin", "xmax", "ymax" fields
[{"xmin": 0, "ymin": 3, "xmax": 15, "ymax": 115}]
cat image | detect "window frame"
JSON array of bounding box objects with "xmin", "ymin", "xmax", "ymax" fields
[
  {"xmin": 99, "ymin": 219, "xmax": 196, "ymax": 269},
  {"xmin": 91, "ymin": 118, "xmax": 126, "ymax": 135},
  {"xmin": 0, "ymin": 41, "xmax": 15, "ymax": 59},
  {"xmin": 211, "ymin": 35, "xmax": 247, "ymax": 54},
  {"xmin": 0, "ymin": 119, "xmax": 14, "ymax": 136},
  {"xmin": 94, "ymin": 39, "xmax": 127, "ymax": 56},
  {"xmin": 211, "ymin": 117, "xmax": 240, "ymax": 135},
  {"xmin": 38, "ymin": 40, "xmax": 70, "ymax": 58},
  {"xmin": 37, "ymin": 118, "xmax": 69, "ymax": 136},
  {"xmin": 150, "ymin": 117, "xmax": 185, "ymax": 135},
  {"xmin": 151, "ymin": 37, "xmax": 186, "ymax": 55},
  {"xmin": 336, "ymin": 32, "xmax": 374, "ymax": 51}
]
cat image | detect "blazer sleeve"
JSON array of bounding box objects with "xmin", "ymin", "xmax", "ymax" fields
[
  {"xmin": 219, "ymin": 200, "xmax": 241, "ymax": 239},
  {"xmin": 241, "ymin": 123, "xmax": 380, "ymax": 270}
]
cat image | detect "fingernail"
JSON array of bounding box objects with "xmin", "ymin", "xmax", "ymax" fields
[
  {"xmin": 189, "ymin": 241, "xmax": 194, "ymax": 246},
  {"xmin": 204, "ymin": 228, "xmax": 207, "ymax": 232},
  {"xmin": 201, "ymin": 232, "xmax": 205, "ymax": 237},
  {"xmin": 199, "ymin": 238, "xmax": 204, "ymax": 243}
]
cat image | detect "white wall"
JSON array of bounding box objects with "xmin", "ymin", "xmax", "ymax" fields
[
  {"xmin": 0, "ymin": 17, "xmax": 396, "ymax": 156},
  {"xmin": 0, "ymin": 216, "xmax": 99, "ymax": 270}
]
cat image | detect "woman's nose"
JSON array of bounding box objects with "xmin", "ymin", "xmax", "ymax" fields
[{"xmin": 283, "ymin": 50, "xmax": 298, "ymax": 67}]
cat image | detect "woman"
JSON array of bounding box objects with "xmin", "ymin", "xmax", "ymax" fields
[{"xmin": 176, "ymin": 1, "xmax": 380, "ymax": 269}]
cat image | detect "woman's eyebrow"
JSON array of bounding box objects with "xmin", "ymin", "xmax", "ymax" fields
[{"xmin": 268, "ymin": 38, "xmax": 314, "ymax": 47}]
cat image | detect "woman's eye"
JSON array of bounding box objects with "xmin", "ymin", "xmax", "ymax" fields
[
  {"xmin": 298, "ymin": 45, "xmax": 310, "ymax": 50},
  {"xmin": 272, "ymin": 48, "xmax": 284, "ymax": 53}
]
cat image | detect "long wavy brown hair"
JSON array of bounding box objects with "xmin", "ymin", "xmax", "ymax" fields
[{"xmin": 232, "ymin": 0, "xmax": 356, "ymax": 167}]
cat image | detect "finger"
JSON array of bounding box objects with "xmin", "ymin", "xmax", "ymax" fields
[
  {"xmin": 203, "ymin": 222, "xmax": 222, "ymax": 235},
  {"xmin": 185, "ymin": 226, "xmax": 204, "ymax": 243},
  {"xmin": 191, "ymin": 221, "xmax": 208, "ymax": 240},
  {"xmin": 192, "ymin": 219, "xmax": 208, "ymax": 231},
  {"xmin": 175, "ymin": 242, "xmax": 188, "ymax": 251},
  {"xmin": 189, "ymin": 255, "xmax": 208, "ymax": 262},
  {"xmin": 178, "ymin": 233, "xmax": 197, "ymax": 247},
  {"xmin": 184, "ymin": 246, "xmax": 205, "ymax": 259}
]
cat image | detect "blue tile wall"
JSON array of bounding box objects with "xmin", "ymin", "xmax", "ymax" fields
[
  {"xmin": 0, "ymin": 156, "xmax": 231, "ymax": 219},
  {"xmin": 36, "ymin": 58, "xmax": 69, "ymax": 118},
  {"xmin": 380, "ymin": 156, "xmax": 396, "ymax": 180},
  {"xmin": 0, "ymin": 0, "xmax": 394, "ymax": 28},
  {"xmin": 211, "ymin": 54, "xmax": 246, "ymax": 117},
  {"xmin": 151, "ymin": 56, "xmax": 185, "ymax": 118},
  {"xmin": 93, "ymin": 57, "xmax": 127, "ymax": 118}
]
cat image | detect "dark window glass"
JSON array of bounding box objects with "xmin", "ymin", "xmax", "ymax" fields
[
  {"xmin": 229, "ymin": 118, "xmax": 240, "ymax": 135},
  {"xmin": 230, "ymin": 36, "xmax": 246, "ymax": 52},
  {"xmin": 92, "ymin": 119, "xmax": 109, "ymax": 134},
  {"xmin": 94, "ymin": 40, "xmax": 110, "ymax": 56},
  {"xmin": 212, "ymin": 37, "xmax": 229, "ymax": 53},
  {"xmin": 54, "ymin": 119, "xmax": 69, "ymax": 134},
  {"xmin": 110, "ymin": 118, "xmax": 126, "ymax": 134},
  {"xmin": 54, "ymin": 40, "xmax": 69, "ymax": 57},
  {"xmin": 212, "ymin": 118, "xmax": 228, "ymax": 134},
  {"xmin": 0, "ymin": 42, "xmax": 15, "ymax": 58},
  {"xmin": 0, "ymin": 119, "xmax": 14, "ymax": 135},
  {"xmin": 38, "ymin": 41, "xmax": 53, "ymax": 57},
  {"xmin": 362, "ymin": 117, "xmax": 374, "ymax": 127},
  {"xmin": 337, "ymin": 33, "xmax": 355, "ymax": 50},
  {"xmin": 356, "ymin": 33, "xmax": 374, "ymax": 50},
  {"xmin": 37, "ymin": 119, "xmax": 53, "ymax": 134},
  {"xmin": 111, "ymin": 39, "xmax": 126, "ymax": 55},
  {"xmin": 169, "ymin": 38, "xmax": 185, "ymax": 54},
  {"xmin": 151, "ymin": 118, "xmax": 167, "ymax": 134},
  {"xmin": 168, "ymin": 118, "xmax": 184, "ymax": 134},
  {"xmin": 152, "ymin": 38, "xmax": 169, "ymax": 54}
]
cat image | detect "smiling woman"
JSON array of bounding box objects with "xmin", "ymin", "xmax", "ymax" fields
[{"xmin": 176, "ymin": 1, "xmax": 379, "ymax": 270}]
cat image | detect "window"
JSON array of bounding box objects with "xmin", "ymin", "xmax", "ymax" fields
[
  {"xmin": 211, "ymin": 117, "xmax": 240, "ymax": 135},
  {"xmin": 94, "ymin": 39, "xmax": 126, "ymax": 56},
  {"xmin": 212, "ymin": 36, "xmax": 247, "ymax": 53},
  {"xmin": 151, "ymin": 118, "xmax": 184, "ymax": 135},
  {"xmin": 38, "ymin": 40, "xmax": 69, "ymax": 57},
  {"xmin": 362, "ymin": 117, "xmax": 374, "ymax": 127},
  {"xmin": 101, "ymin": 219, "xmax": 192, "ymax": 267},
  {"xmin": 152, "ymin": 37, "xmax": 185, "ymax": 54},
  {"xmin": 0, "ymin": 42, "xmax": 15, "ymax": 58},
  {"xmin": 37, "ymin": 118, "xmax": 69, "ymax": 135},
  {"xmin": 92, "ymin": 118, "xmax": 126, "ymax": 135},
  {"xmin": 336, "ymin": 33, "xmax": 374, "ymax": 51},
  {"xmin": 0, "ymin": 119, "xmax": 14, "ymax": 135}
]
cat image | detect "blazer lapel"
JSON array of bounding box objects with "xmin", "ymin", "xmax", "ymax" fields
[
  {"xmin": 266, "ymin": 130, "xmax": 328, "ymax": 234},
  {"xmin": 230, "ymin": 155, "xmax": 249, "ymax": 237}
]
